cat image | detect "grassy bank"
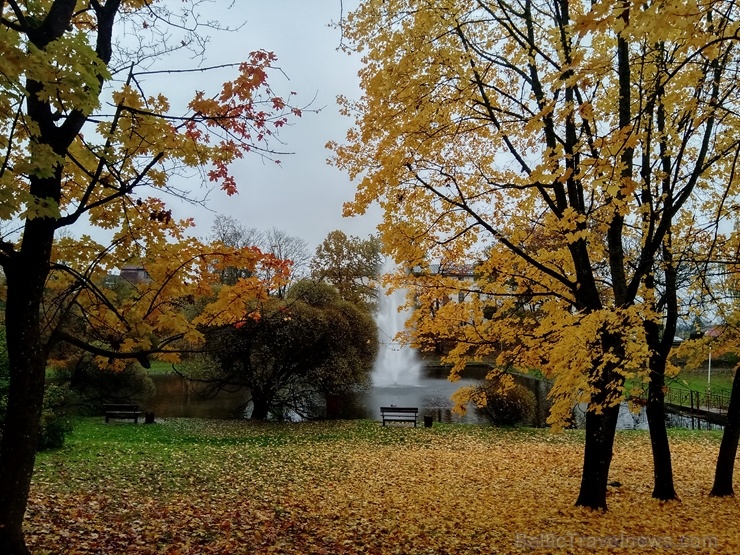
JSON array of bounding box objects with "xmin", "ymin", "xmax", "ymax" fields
[
  {"xmin": 27, "ymin": 419, "xmax": 736, "ymax": 554},
  {"xmin": 669, "ymin": 370, "xmax": 734, "ymax": 393}
]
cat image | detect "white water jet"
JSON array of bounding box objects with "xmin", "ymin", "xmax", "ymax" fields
[{"xmin": 372, "ymin": 262, "xmax": 422, "ymax": 387}]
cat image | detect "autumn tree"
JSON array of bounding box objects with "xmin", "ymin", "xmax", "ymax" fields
[
  {"xmin": 191, "ymin": 280, "xmax": 377, "ymax": 420},
  {"xmin": 681, "ymin": 234, "xmax": 740, "ymax": 496},
  {"xmin": 331, "ymin": 0, "xmax": 740, "ymax": 509},
  {"xmin": 310, "ymin": 229, "xmax": 382, "ymax": 311},
  {"xmin": 0, "ymin": 1, "xmax": 301, "ymax": 552}
]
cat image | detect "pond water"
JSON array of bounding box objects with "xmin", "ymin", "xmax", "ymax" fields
[
  {"xmin": 572, "ymin": 402, "xmax": 723, "ymax": 431},
  {"xmin": 144, "ymin": 375, "xmax": 248, "ymax": 419},
  {"xmin": 138, "ymin": 368, "xmax": 722, "ymax": 430},
  {"xmin": 142, "ymin": 368, "xmax": 488, "ymax": 424}
]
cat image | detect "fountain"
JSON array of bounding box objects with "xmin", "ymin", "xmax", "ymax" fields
[{"xmin": 372, "ymin": 261, "xmax": 423, "ymax": 387}]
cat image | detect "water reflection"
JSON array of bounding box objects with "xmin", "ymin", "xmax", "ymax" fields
[
  {"xmin": 140, "ymin": 370, "xmax": 723, "ymax": 430},
  {"xmin": 341, "ymin": 379, "xmax": 485, "ymax": 424},
  {"xmin": 145, "ymin": 374, "xmax": 248, "ymax": 419}
]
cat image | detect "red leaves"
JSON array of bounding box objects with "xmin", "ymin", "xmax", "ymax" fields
[
  {"xmin": 184, "ymin": 50, "xmax": 301, "ymax": 195},
  {"xmin": 207, "ymin": 163, "xmax": 238, "ymax": 196}
]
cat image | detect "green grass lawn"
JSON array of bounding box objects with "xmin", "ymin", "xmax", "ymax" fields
[
  {"xmin": 144, "ymin": 359, "xmax": 176, "ymax": 374},
  {"xmin": 624, "ymin": 368, "xmax": 735, "ymax": 398},
  {"xmin": 668, "ymin": 370, "xmax": 734, "ymax": 393},
  {"xmin": 25, "ymin": 418, "xmax": 737, "ymax": 554}
]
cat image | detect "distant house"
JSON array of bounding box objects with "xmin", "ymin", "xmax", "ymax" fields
[
  {"xmin": 429, "ymin": 262, "xmax": 477, "ymax": 303},
  {"xmin": 705, "ymin": 326, "xmax": 724, "ymax": 339},
  {"xmin": 410, "ymin": 262, "xmax": 480, "ymax": 306},
  {"xmin": 119, "ymin": 265, "xmax": 150, "ymax": 284}
]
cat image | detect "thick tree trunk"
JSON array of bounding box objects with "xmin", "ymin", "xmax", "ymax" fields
[
  {"xmin": 251, "ymin": 396, "xmax": 270, "ymax": 421},
  {"xmin": 0, "ymin": 359, "xmax": 45, "ymax": 555},
  {"xmin": 710, "ymin": 365, "xmax": 740, "ymax": 497},
  {"xmin": 0, "ymin": 238, "xmax": 52, "ymax": 554},
  {"xmin": 575, "ymin": 402, "xmax": 620, "ymax": 510},
  {"xmin": 646, "ymin": 372, "xmax": 677, "ymax": 500}
]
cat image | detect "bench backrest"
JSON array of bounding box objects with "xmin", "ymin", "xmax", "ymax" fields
[{"xmin": 380, "ymin": 406, "xmax": 418, "ymax": 414}]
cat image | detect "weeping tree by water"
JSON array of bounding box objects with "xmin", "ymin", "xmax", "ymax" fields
[{"xmin": 193, "ymin": 281, "xmax": 378, "ymax": 420}]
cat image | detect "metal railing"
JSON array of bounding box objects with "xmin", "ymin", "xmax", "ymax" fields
[{"xmin": 664, "ymin": 387, "xmax": 731, "ymax": 415}]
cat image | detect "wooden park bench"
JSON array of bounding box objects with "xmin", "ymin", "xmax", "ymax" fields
[
  {"xmin": 380, "ymin": 406, "xmax": 419, "ymax": 427},
  {"xmin": 103, "ymin": 403, "xmax": 143, "ymax": 424}
]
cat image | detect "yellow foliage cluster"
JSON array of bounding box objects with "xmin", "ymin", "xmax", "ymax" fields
[
  {"xmin": 330, "ymin": 0, "xmax": 740, "ymax": 430},
  {"xmin": 46, "ymin": 227, "xmax": 288, "ymax": 370},
  {"xmin": 0, "ymin": 1, "xmax": 302, "ymax": 370}
]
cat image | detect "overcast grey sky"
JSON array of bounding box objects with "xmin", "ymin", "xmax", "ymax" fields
[{"xmin": 163, "ymin": 1, "xmax": 380, "ymax": 254}]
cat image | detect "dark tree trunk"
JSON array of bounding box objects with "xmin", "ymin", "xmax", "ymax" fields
[
  {"xmin": 710, "ymin": 365, "xmax": 740, "ymax": 497},
  {"xmin": 646, "ymin": 372, "xmax": 677, "ymax": 500},
  {"xmin": 0, "ymin": 358, "xmax": 45, "ymax": 555},
  {"xmin": 0, "ymin": 222, "xmax": 54, "ymax": 554},
  {"xmin": 575, "ymin": 402, "xmax": 620, "ymax": 510},
  {"xmin": 251, "ymin": 396, "xmax": 270, "ymax": 421},
  {"xmin": 644, "ymin": 316, "xmax": 678, "ymax": 501}
]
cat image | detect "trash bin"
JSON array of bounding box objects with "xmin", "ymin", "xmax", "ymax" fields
[
  {"xmin": 326, "ymin": 394, "xmax": 341, "ymax": 420},
  {"xmin": 145, "ymin": 412, "xmax": 155, "ymax": 424},
  {"xmin": 424, "ymin": 415, "xmax": 433, "ymax": 428}
]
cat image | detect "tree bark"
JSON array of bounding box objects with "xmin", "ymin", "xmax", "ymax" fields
[
  {"xmin": 575, "ymin": 402, "xmax": 620, "ymax": 510},
  {"xmin": 0, "ymin": 359, "xmax": 45, "ymax": 555},
  {"xmin": 575, "ymin": 328, "xmax": 625, "ymax": 511},
  {"xmin": 644, "ymin": 314, "xmax": 678, "ymax": 500},
  {"xmin": 0, "ymin": 221, "xmax": 55, "ymax": 554},
  {"xmin": 710, "ymin": 364, "xmax": 740, "ymax": 497},
  {"xmin": 646, "ymin": 372, "xmax": 677, "ymax": 500},
  {"xmin": 251, "ymin": 395, "xmax": 270, "ymax": 421}
]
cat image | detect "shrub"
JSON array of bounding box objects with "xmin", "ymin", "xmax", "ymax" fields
[
  {"xmin": 286, "ymin": 280, "xmax": 341, "ymax": 307},
  {"xmin": 37, "ymin": 384, "xmax": 73, "ymax": 451},
  {"xmin": 477, "ymin": 379, "xmax": 536, "ymax": 426}
]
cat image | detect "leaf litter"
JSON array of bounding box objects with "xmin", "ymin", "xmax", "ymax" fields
[{"xmin": 25, "ymin": 419, "xmax": 737, "ymax": 554}]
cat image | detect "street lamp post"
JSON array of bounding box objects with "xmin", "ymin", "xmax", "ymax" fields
[{"xmin": 708, "ymin": 348, "xmax": 712, "ymax": 401}]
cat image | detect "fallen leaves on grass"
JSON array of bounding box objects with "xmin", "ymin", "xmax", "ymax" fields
[{"xmin": 25, "ymin": 420, "xmax": 738, "ymax": 554}]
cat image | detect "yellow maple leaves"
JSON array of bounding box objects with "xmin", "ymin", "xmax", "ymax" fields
[
  {"xmin": 331, "ymin": 0, "xmax": 740, "ymax": 433},
  {"xmin": 0, "ymin": 1, "xmax": 304, "ymax": 368},
  {"xmin": 24, "ymin": 419, "xmax": 740, "ymax": 554}
]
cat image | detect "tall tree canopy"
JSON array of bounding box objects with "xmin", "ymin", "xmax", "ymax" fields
[
  {"xmin": 0, "ymin": 1, "xmax": 300, "ymax": 552},
  {"xmin": 310, "ymin": 229, "xmax": 382, "ymax": 311},
  {"xmin": 330, "ymin": 0, "xmax": 740, "ymax": 509},
  {"xmin": 193, "ymin": 280, "xmax": 378, "ymax": 421},
  {"xmin": 209, "ymin": 216, "xmax": 311, "ymax": 293}
]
